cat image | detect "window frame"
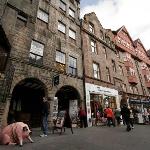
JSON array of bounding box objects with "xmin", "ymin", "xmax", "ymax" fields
[
  {"xmin": 102, "ymin": 46, "xmax": 107, "ymax": 59},
  {"xmin": 91, "ymin": 40, "xmax": 97, "ymax": 53},
  {"xmin": 69, "ymin": 28, "xmax": 76, "ymax": 40},
  {"xmin": 106, "ymin": 67, "xmax": 111, "ymax": 82},
  {"xmin": 93, "ymin": 62, "xmax": 100, "ymax": 79},
  {"xmin": 58, "ymin": 21, "xmax": 66, "ymax": 34},
  {"xmin": 37, "ymin": 9, "xmax": 49, "ymax": 23},
  {"xmin": 29, "ymin": 40, "xmax": 44, "ymax": 65},
  {"xmin": 68, "ymin": 56, "xmax": 77, "ymax": 76},
  {"xmin": 89, "ymin": 23, "xmax": 94, "ymax": 33},
  {"xmin": 59, "ymin": 0, "xmax": 66, "ymax": 12},
  {"xmin": 56, "ymin": 50, "xmax": 66, "ymax": 64},
  {"xmin": 69, "ymin": 7, "xmax": 75, "ymax": 18}
]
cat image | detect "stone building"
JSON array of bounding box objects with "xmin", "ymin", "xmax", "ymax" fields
[
  {"xmin": 0, "ymin": 0, "xmax": 83, "ymax": 127},
  {"xmin": 81, "ymin": 12, "xmax": 124, "ymax": 126}
]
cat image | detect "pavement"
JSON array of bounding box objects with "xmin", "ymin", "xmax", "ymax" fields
[{"xmin": 0, "ymin": 125, "xmax": 150, "ymax": 150}]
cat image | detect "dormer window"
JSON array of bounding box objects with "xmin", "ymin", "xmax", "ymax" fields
[{"xmin": 89, "ymin": 23, "xmax": 94, "ymax": 33}]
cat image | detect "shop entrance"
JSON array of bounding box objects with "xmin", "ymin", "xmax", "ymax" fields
[
  {"xmin": 8, "ymin": 78, "xmax": 46, "ymax": 128},
  {"xmin": 55, "ymin": 85, "xmax": 80, "ymax": 111}
]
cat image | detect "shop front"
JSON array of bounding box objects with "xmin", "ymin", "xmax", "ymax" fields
[
  {"xmin": 85, "ymin": 83, "xmax": 119, "ymax": 127},
  {"xmin": 129, "ymin": 98, "xmax": 150, "ymax": 124}
]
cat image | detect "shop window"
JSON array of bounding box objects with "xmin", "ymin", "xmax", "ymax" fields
[
  {"xmin": 90, "ymin": 94, "xmax": 103, "ymax": 118},
  {"xmin": 91, "ymin": 40, "xmax": 97, "ymax": 53},
  {"xmin": 68, "ymin": 56, "xmax": 77, "ymax": 76},
  {"xmin": 93, "ymin": 62, "xmax": 100, "ymax": 79}
]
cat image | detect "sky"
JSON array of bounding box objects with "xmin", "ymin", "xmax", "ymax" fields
[{"xmin": 80, "ymin": 0, "xmax": 150, "ymax": 50}]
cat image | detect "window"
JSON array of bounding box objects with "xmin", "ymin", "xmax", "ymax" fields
[
  {"xmin": 106, "ymin": 67, "xmax": 111, "ymax": 82},
  {"xmin": 69, "ymin": 8, "xmax": 75, "ymax": 18},
  {"xmin": 93, "ymin": 63, "xmax": 100, "ymax": 79},
  {"xmin": 112, "ymin": 60, "xmax": 116, "ymax": 72},
  {"xmin": 69, "ymin": 29, "xmax": 76, "ymax": 40},
  {"xmin": 58, "ymin": 21, "xmax": 66, "ymax": 34},
  {"xmin": 119, "ymin": 65, "xmax": 124, "ymax": 76},
  {"xmin": 56, "ymin": 50, "xmax": 66, "ymax": 73},
  {"xmin": 133, "ymin": 86, "xmax": 138, "ymax": 94},
  {"xmin": 69, "ymin": 56, "xmax": 77, "ymax": 75},
  {"xmin": 91, "ymin": 40, "xmax": 97, "ymax": 53},
  {"xmin": 100, "ymin": 30, "xmax": 104, "ymax": 40},
  {"xmin": 59, "ymin": 0, "xmax": 66, "ymax": 11},
  {"xmin": 129, "ymin": 85, "xmax": 133, "ymax": 93},
  {"xmin": 122, "ymin": 84, "xmax": 126, "ymax": 92},
  {"xmin": 89, "ymin": 23, "xmax": 94, "ymax": 33},
  {"xmin": 16, "ymin": 11, "xmax": 28, "ymax": 28},
  {"xmin": 56, "ymin": 50, "xmax": 65, "ymax": 64},
  {"xmin": 37, "ymin": 9, "xmax": 49, "ymax": 23},
  {"xmin": 29, "ymin": 40, "xmax": 44, "ymax": 65},
  {"xmin": 102, "ymin": 47, "xmax": 107, "ymax": 59}
]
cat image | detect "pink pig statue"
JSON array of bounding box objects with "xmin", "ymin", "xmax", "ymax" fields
[{"xmin": 0, "ymin": 122, "xmax": 34, "ymax": 146}]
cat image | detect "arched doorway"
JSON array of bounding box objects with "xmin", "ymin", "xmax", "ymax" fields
[
  {"xmin": 8, "ymin": 78, "xmax": 47, "ymax": 128},
  {"xmin": 55, "ymin": 85, "xmax": 81, "ymax": 111}
]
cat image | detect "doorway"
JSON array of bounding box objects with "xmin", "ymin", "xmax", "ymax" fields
[{"xmin": 8, "ymin": 78, "xmax": 47, "ymax": 128}]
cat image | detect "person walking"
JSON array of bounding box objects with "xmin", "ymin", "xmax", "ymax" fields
[
  {"xmin": 105, "ymin": 106, "xmax": 115, "ymax": 127},
  {"xmin": 121, "ymin": 104, "xmax": 131, "ymax": 131},
  {"xmin": 114, "ymin": 108, "xmax": 121, "ymax": 126},
  {"xmin": 78, "ymin": 106, "xmax": 87, "ymax": 128},
  {"xmin": 40, "ymin": 97, "xmax": 50, "ymax": 137},
  {"xmin": 129, "ymin": 108, "xmax": 134, "ymax": 129}
]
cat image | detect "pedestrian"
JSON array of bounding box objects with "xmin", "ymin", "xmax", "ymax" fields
[
  {"xmin": 40, "ymin": 97, "xmax": 50, "ymax": 137},
  {"xmin": 64, "ymin": 110, "xmax": 73, "ymax": 134},
  {"xmin": 114, "ymin": 108, "xmax": 121, "ymax": 126},
  {"xmin": 105, "ymin": 106, "xmax": 115, "ymax": 127},
  {"xmin": 121, "ymin": 104, "xmax": 131, "ymax": 131},
  {"xmin": 78, "ymin": 106, "xmax": 87, "ymax": 128},
  {"xmin": 129, "ymin": 108, "xmax": 134, "ymax": 129}
]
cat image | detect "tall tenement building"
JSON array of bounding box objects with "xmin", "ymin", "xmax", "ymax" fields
[
  {"xmin": 81, "ymin": 12, "xmax": 124, "ymax": 126},
  {"xmin": 0, "ymin": 0, "xmax": 83, "ymax": 127}
]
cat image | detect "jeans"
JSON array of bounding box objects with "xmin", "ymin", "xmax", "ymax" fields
[{"xmin": 42, "ymin": 114, "xmax": 49, "ymax": 135}]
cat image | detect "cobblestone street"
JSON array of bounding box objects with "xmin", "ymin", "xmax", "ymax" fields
[{"xmin": 0, "ymin": 125, "xmax": 150, "ymax": 150}]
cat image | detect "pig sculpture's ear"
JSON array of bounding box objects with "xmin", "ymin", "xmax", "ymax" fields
[{"xmin": 23, "ymin": 126, "xmax": 28, "ymax": 132}]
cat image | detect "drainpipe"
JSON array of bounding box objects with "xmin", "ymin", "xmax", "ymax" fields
[{"xmin": 80, "ymin": 19, "xmax": 87, "ymax": 119}]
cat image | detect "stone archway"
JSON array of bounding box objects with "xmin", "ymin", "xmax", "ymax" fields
[
  {"xmin": 8, "ymin": 78, "xmax": 47, "ymax": 128},
  {"xmin": 55, "ymin": 85, "xmax": 81, "ymax": 111}
]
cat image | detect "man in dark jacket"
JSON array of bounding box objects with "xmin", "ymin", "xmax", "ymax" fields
[
  {"xmin": 40, "ymin": 97, "xmax": 50, "ymax": 137},
  {"xmin": 121, "ymin": 104, "xmax": 131, "ymax": 131}
]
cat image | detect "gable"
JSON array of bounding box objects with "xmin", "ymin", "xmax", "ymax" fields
[{"xmin": 115, "ymin": 26, "xmax": 135, "ymax": 54}]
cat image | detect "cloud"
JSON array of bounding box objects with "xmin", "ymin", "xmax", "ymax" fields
[{"xmin": 81, "ymin": 0, "xmax": 150, "ymax": 50}]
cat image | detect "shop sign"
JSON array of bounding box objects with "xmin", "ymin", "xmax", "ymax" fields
[{"xmin": 129, "ymin": 99, "xmax": 141, "ymax": 104}]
